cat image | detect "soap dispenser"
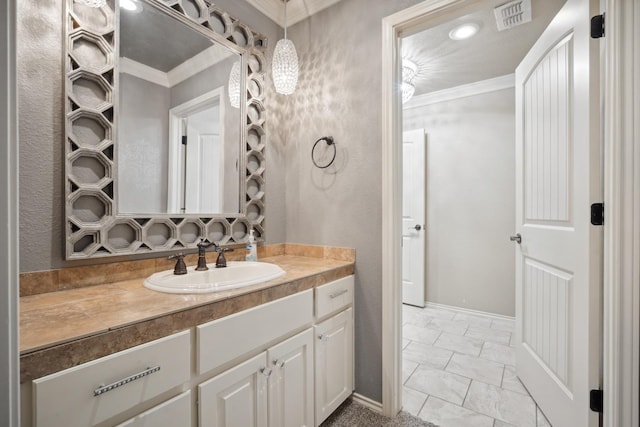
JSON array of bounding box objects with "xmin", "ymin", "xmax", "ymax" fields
[{"xmin": 246, "ymin": 228, "xmax": 258, "ymax": 262}]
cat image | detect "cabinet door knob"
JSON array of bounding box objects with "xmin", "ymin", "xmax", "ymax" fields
[
  {"xmin": 260, "ymin": 367, "xmax": 272, "ymax": 378},
  {"xmin": 273, "ymin": 359, "xmax": 285, "ymax": 368},
  {"xmin": 318, "ymin": 334, "xmax": 328, "ymax": 342}
]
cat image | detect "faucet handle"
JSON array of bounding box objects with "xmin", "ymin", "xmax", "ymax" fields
[
  {"xmin": 168, "ymin": 253, "xmax": 187, "ymax": 275},
  {"xmin": 214, "ymin": 246, "xmax": 233, "ymax": 268},
  {"xmin": 197, "ymin": 238, "xmax": 212, "ymax": 248}
]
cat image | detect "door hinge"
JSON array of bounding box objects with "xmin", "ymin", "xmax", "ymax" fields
[
  {"xmin": 591, "ymin": 14, "xmax": 605, "ymax": 38},
  {"xmin": 590, "ymin": 389, "xmax": 603, "ymax": 413},
  {"xmin": 181, "ymin": 135, "xmax": 187, "ymax": 145},
  {"xmin": 591, "ymin": 203, "xmax": 604, "ymax": 226}
]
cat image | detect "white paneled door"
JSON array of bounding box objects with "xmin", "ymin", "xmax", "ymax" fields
[
  {"xmin": 514, "ymin": 0, "xmax": 601, "ymax": 426},
  {"xmin": 402, "ymin": 129, "xmax": 426, "ymax": 307}
]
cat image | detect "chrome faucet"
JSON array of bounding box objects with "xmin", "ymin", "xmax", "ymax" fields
[{"xmin": 196, "ymin": 239, "xmax": 216, "ymax": 271}]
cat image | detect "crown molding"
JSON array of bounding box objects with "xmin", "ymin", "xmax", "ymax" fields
[
  {"xmin": 404, "ymin": 73, "xmax": 515, "ymax": 109},
  {"xmin": 119, "ymin": 44, "xmax": 234, "ymax": 88},
  {"xmin": 119, "ymin": 57, "xmax": 170, "ymax": 87},
  {"xmin": 245, "ymin": 0, "xmax": 344, "ymax": 27},
  {"xmin": 167, "ymin": 44, "xmax": 233, "ymax": 86}
]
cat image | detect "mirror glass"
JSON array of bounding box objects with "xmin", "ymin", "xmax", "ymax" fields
[{"xmin": 117, "ymin": 2, "xmax": 242, "ymax": 215}]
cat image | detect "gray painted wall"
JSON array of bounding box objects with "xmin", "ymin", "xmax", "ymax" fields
[
  {"xmin": 284, "ymin": 0, "xmax": 423, "ymax": 403},
  {"xmin": 118, "ymin": 74, "xmax": 170, "ymax": 214},
  {"xmin": 17, "ymin": 0, "xmax": 282, "ymax": 272},
  {"xmin": 404, "ymin": 88, "xmax": 516, "ymax": 317}
]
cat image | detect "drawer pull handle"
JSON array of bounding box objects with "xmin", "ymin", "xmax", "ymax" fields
[
  {"xmin": 329, "ymin": 289, "xmax": 349, "ymax": 299},
  {"xmin": 94, "ymin": 366, "xmax": 161, "ymax": 397},
  {"xmin": 273, "ymin": 359, "xmax": 286, "ymax": 369}
]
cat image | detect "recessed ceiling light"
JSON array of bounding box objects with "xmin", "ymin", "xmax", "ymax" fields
[
  {"xmin": 449, "ymin": 23, "xmax": 479, "ymax": 41},
  {"xmin": 120, "ymin": 0, "xmax": 142, "ymax": 12}
]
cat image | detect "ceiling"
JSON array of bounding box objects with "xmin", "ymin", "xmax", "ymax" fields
[
  {"xmin": 244, "ymin": 0, "xmax": 564, "ymax": 96},
  {"xmin": 120, "ymin": 2, "xmax": 235, "ymax": 72},
  {"xmin": 402, "ymin": 0, "xmax": 564, "ymax": 96},
  {"xmin": 244, "ymin": 0, "xmax": 344, "ymax": 27}
]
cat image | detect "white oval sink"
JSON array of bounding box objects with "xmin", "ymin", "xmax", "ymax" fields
[{"xmin": 144, "ymin": 261, "xmax": 286, "ymax": 294}]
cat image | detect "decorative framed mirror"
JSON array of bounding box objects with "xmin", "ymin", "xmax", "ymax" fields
[{"xmin": 64, "ymin": 0, "xmax": 267, "ymax": 259}]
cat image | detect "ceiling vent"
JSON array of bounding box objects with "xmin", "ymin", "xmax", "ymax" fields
[{"xmin": 494, "ymin": 0, "xmax": 532, "ymax": 31}]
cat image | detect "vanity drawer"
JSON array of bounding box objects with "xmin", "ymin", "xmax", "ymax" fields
[
  {"xmin": 117, "ymin": 390, "xmax": 191, "ymax": 427},
  {"xmin": 315, "ymin": 275, "xmax": 354, "ymax": 320},
  {"xmin": 197, "ymin": 289, "xmax": 313, "ymax": 375},
  {"xmin": 33, "ymin": 330, "xmax": 191, "ymax": 427}
]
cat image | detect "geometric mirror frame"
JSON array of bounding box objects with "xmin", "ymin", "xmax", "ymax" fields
[{"xmin": 64, "ymin": 0, "xmax": 267, "ymax": 260}]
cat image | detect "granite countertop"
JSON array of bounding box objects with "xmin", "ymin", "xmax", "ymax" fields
[{"xmin": 20, "ymin": 251, "xmax": 355, "ymax": 383}]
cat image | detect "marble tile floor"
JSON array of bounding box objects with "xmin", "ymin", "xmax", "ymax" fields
[{"xmin": 402, "ymin": 304, "xmax": 553, "ymax": 427}]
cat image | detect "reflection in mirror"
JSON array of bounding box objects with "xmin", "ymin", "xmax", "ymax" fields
[{"xmin": 117, "ymin": 1, "xmax": 241, "ymax": 214}]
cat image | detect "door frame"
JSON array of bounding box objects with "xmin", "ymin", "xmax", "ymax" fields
[
  {"xmin": 602, "ymin": 1, "xmax": 640, "ymax": 426},
  {"xmin": 381, "ymin": 0, "xmax": 640, "ymax": 423},
  {"xmin": 167, "ymin": 87, "xmax": 225, "ymax": 213},
  {"xmin": 1, "ymin": 0, "xmax": 20, "ymax": 425}
]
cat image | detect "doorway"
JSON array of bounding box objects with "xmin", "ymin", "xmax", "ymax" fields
[
  {"xmin": 167, "ymin": 87, "xmax": 226, "ymax": 213},
  {"xmin": 402, "ymin": 77, "xmax": 517, "ymax": 316},
  {"xmin": 383, "ymin": 0, "xmax": 604, "ymax": 425}
]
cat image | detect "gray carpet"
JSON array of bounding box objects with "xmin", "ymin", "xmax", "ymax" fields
[{"xmin": 320, "ymin": 399, "xmax": 438, "ymax": 427}]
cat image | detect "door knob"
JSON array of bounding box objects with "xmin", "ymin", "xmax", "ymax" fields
[
  {"xmin": 409, "ymin": 224, "xmax": 422, "ymax": 231},
  {"xmin": 510, "ymin": 234, "xmax": 522, "ymax": 244}
]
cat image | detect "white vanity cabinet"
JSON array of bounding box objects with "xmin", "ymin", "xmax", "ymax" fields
[
  {"xmin": 31, "ymin": 330, "xmax": 191, "ymax": 427},
  {"xmin": 313, "ymin": 276, "xmax": 355, "ymax": 426},
  {"xmin": 199, "ymin": 329, "xmax": 314, "ymax": 427},
  {"xmin": 26, "ymin": 275, "xmax": 355, "ymax": 427},
  {"xmin": 197, "ymin": 290, "xmax": 315, "ymax": 427}
]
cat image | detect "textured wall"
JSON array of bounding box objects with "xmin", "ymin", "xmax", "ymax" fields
[
  {"xmin": 118, "ymin": 74, "xmax": 169, "ymax": 213},
  {"xmin": 404, "ymin": 89, "xmax": 516, "ymax": 317},
  {"xmin": 18, "ymin": 0, "xmax": 65, "ymax": 273},
  {"xmin": 284, "ymin": 0, "xmax": 422, "ymax": 403},
  {"xmin": 18, "ymin": 0, "xmax": 282, "ymax": 272}
]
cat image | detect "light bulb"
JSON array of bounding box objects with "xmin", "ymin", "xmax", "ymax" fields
[
  {"xmin": 120, "ymin": 0, "xmax": 141, "ymax": 12},
  {"xmin": 449, "ymin": 23, "xmax": 479, "ymax": 40}
]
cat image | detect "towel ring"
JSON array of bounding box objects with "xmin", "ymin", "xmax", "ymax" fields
[{"xmin": 311, "ymin": 136, "xmax": 336, "ymax": 169}]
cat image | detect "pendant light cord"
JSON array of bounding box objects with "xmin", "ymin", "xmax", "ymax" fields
[{"xmin": 284, "ymin": 0, "xmax": 288, "ymax": 39}]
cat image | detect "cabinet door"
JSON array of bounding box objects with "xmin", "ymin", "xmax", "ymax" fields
[
  {"xmin": 117, "ymin": 391, "xmax": 191, "ymax": 427},
  {"xmin": 268, "ymin": 328, "xmax": 314, "ymax": 427},
  {"xmin": 314, "ymin": 307, "xmax": 354, "ymax": 426},
  {"xmin": 199, "ymin": 352, "xmax": 268, "ymax": 427}
]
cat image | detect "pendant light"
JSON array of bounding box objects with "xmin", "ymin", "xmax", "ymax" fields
[
  {"xmin": 402, "ymin": 59, "xmax": 417, "ymax": 104},
  {"xmin": 228, "ymin": 61, "xmax": 241, "ymax": 108},
  {"xmin": 272, "ymin": 0, "xmax": 299, "ymax": 95},
  {"xmin": 74, "ymin": 0, "xmax": 107, "ymax": 7}
]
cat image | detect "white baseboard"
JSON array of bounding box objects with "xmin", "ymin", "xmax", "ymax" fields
[
  {"xmin": 351, "ymin": 393, "xmax": 383, "ymax": 413},
  {"xmin": 423, "ymin": 301, "xmax": 515, "ymax": 322}
]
